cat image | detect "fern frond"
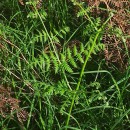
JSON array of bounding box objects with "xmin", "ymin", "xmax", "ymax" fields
[
  {"xmin": 50, "ymin": 51, "xmax": 59, "ymax": 73},
  {"xmin": 76, "ymin": 53, "xmax": 84, "ymax": 63},
  {"xmin": 39, "ymin": 55, "xmax": 45, "ymax": 70},
  {"xmin": 69, "ymin": 57, "xmax": 77, "ymax": 68},
  {"xmin": 61, "ymin": 61, "xmax": 73, "ymax": 73},
  {"xmin": 42, "ymin": 30, "xmax": 48, "ymax": 43},
  {"xmin": 80, "ymin": 43, "xmax": 84, "ymax": 53},
  {"xmin": 73, "ymin": 45, "xmax": 78, "ymax": 56},
  {"xmin": 67, "ymin": 47, "xmax": 72, "ymax": 59},
  {"xmin": 60, "ymin": 53, "xmax": 73, "ymax": 73},
  {"xmin": 43, "ymin": 52, "xmax": 51, "ymax": 71},
  {"xmin": 35, "ymin": 38, "xmax": 104, "ymax": 73},
  {"xmin": 53, "ymin": 28, "xmax": 64, "ymax": 39}
]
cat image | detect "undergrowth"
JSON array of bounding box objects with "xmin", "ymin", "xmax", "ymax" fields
[{"xmin": 0, "ymin": 0, "xmax": 130, "ymax": 130}]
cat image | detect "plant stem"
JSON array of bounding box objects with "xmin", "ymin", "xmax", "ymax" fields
[{"xmin": 65, "ymin": 12, "xmax": 113, "ymax": 129}]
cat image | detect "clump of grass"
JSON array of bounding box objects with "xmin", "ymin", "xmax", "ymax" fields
[{"xmin": 0, "ymin": 0, "xmax": 130, "ymax": 130}]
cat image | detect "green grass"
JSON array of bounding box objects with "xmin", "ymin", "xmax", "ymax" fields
[{"xmin": 0, "ymin": 0, "xmax": 130, "ymax": 130}]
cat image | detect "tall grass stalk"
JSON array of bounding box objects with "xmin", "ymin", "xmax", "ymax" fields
[{"xmin": 65, "ymin": 12, "xmax": 114, "ymax": 128}]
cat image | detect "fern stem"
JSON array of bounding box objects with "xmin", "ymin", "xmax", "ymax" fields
[{"xmin": 65, "ymin": 12, "xmax": 114, "ymax": 129}]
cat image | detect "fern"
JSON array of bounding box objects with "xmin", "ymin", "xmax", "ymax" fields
[
  {"xmin": 80, "ymin": 43, "xmax": 84, "ymax": 53},
  {"xmin": 50, "ymin": 51, "xmax": 59, "ymax": 73},
  {"xmin": 52, "ymin": 26, "xmax": 70, "ymax": 43},
  {"xmin": 42, "ymin": 52, "xmax": 51, "ymax": 72},
  {"xmin": 67, "ymin": 47, "xmax": 77, "ymax": 68},
  {"xmin": 60, "ymin": 53, "xmax": 73, "ymax": 73},
  {"xmin": 27, "ymin": 13, "xmax": 104, "ymax": 74},
  {"xmin": 73, "ymin": 45, "xmax": 78, "ymax": 56},
  {"xmin": 33, "ymin": 40, "xmax": 104, "ymax": 74}
]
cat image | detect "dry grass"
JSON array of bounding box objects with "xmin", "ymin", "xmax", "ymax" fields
[
  {"xmin": 84, "ymin": 0, "xmax": 130, "ymax": 70},
  {"xmin": 0, "ymin": 85, "xmax": 28, "ymax": 123}
]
